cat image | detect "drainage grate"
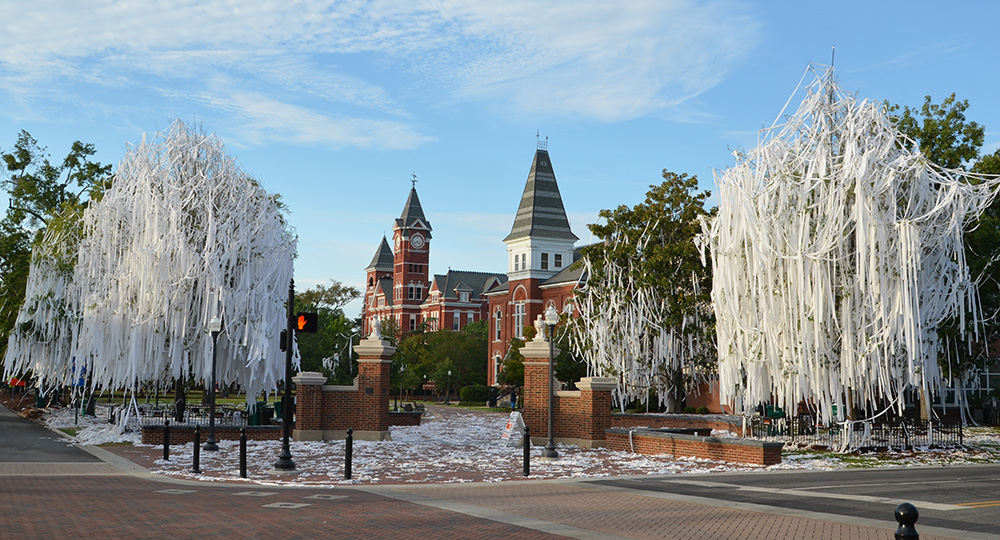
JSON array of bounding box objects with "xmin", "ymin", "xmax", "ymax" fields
[{"xmin": 262, "ymin": 502, "xmax": 312, "ymax": 509}]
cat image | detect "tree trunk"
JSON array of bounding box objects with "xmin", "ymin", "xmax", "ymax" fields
[
  {"xmin": 173, "ymin": 378, "xmax": 186, "ymax": 422},
  {"xmin": 919, "ymin": 385, "xmax": 931, "ymax": 422}
]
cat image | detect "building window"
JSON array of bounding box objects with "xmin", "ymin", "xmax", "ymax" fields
[
  {"xmin": 409, "ymin": 315, "xmax": 417, "ymax": 331},
  {"xmin": 468, "ymin": 312, "xmax": 474, "ymax": 324},
  {"xmin": 514, "ymin": 254, "xmax": 520, "ymax": 271},
  {"xmin": 459, "ymin": 292, "xmax": 469, "ymax": 302},
  {"xmin": 555, "ymin": 254, "xmax": 562, "ymax": 268},
  {"xmin": 494, "ymin": 309, "xmax": 502, "ymax": 341},
  {"xmin": 514, "ymin": 302, "xmax": 525, "ymax": 338},
  {"xmin": 453, "ymin": 314, "xmax": 460, "ymax": 331},
  {"xmin": 541, "ymin": 253, "xmax": 549, "ymax": 270}
]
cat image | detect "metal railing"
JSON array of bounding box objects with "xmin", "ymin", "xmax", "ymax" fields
[
  {"xmin": 112, "ymin": 403, "xmax": 252, "ymax": 427},
  {"xmin": 746, "ymin": 415, "xmax": 964, "ymax": 451}
]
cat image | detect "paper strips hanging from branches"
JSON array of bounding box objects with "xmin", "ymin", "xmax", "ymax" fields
[
  {"xmin": 702, "ymin": 66, "xmax": 999, "ymax": 422},
  {"xmin": 4, "ymin": 121, "xmax": 296, "ymax": 400}
]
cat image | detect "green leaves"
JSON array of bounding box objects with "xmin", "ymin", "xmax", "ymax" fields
[{"xmin": 0, "ymin": 131, "xmax": 112, "ymax": 360}]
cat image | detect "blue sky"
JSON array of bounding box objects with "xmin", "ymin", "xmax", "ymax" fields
[{"xmin": 2, "ymin": 0, "xmax": 999, "ymax": 319}]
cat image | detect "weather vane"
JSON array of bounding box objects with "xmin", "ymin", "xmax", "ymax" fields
[{"xmin": 411, "ymin": 171, "xmax": 418, "ymax": 189}]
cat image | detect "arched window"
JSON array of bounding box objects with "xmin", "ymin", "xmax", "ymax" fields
[{"xmin": 494, "ymin": 308, "xmax": 502, "ymax": 341}]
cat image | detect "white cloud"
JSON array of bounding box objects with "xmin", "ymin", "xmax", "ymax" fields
[{"xmin": 0, "ymin": 0, "xmax": 761, "ymax": 139}]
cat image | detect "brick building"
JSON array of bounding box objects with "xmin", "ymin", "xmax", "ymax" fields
[
  {"xmin": 362, "ymin": 182, "xmax": 506, "ymax": 338},
  {"xmin": 362, "ymin": 143, "xmax": 583, "ymax": 386},
  {"xmin": 485, "ymin": 144, "xmax": 584, "ymax": 386}
]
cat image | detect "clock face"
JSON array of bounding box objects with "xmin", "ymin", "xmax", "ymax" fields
[{"xmin": 410, "ymin": 233, "xmax": 425, "ymax": 249}]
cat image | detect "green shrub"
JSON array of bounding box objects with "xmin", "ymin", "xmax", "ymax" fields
[
  {"xmin": 684, "ymin": 406, "xmax": 697, "ymax": 414},
  {"xmin": 460, "ymin": 384, "xmax": 490, "ymax": 404},
  {"xmin": 696, "ymin": 406, "xmax": 710, "ymax": 414}
]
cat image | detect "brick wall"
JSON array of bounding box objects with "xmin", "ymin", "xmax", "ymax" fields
[
  {"xmin": 612, "ymin": 413, "xmax": 746, "ymax": 436},
  {"xmin": 521, "ymin": 338, "xmax": 615, "ymax": 445},
  {"xmin": 606, "ymin": 428, "xmax": 782, "ymax": 466},
  {"xmin": 388, "ymin": 411, "xmax": 422, "ymax": 426},
  {"xmin": 142, "ymin": 425, "xmax": 282, "ymax": 445},
  {"xmin": 292, "ymin": 336, "xmax": 412, "ymax": 440}
]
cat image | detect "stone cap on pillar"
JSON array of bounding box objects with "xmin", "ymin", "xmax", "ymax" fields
[
  {"xmin": 520, "ymin": 337, "xmax": 559, "ymax": 360},
  {"xmin": 354, "ymin": 336, "xmax": 396, "ymax": 359},
  {"xmin": 292, "ymin": 371, "xmax": 328, "ymax": 386},
  {"xmin": 576, "ymin": 377, "xmax": 617, "ymax": 392}
]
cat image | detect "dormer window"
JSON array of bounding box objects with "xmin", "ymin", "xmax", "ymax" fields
[
  {"xmin": 460, "ymin": 292, "xmax": 470, "ymax": 302},
  {"xmin": 541, "ymin": 253, "xmax": 549, "ymax": 270},
  {"xmin": 555, "ymin": 254, "xmax": 562, "ymax": 268}
]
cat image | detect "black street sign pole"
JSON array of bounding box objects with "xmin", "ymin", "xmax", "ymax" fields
[{"xmin": 274, "ymin": 279, "xmax": 296, "ymax": 471}]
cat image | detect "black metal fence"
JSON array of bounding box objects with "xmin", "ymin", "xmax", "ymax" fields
[
  {"xmin": 746, "ymin": 415, "xmax": 964, "ymax": 451},
  {"xmin": 111, "ymin": 403, "xmax": 255, "ymax": 429}
]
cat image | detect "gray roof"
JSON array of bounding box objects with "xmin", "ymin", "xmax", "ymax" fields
[
  {"xmin": 542, "ymin": 245, "xmax": 588, "ymax": 286},
  {"xmin": 430, "ymin": 270, "xmax": 506, "ymax": 299},
  {"xmin": 394, "ymin": 187, "xmax": 432, "ymax": 237},
  {"xmin": 504, "ymin": 149, "xmax": 578, "ymax": 242},
  {"xmin": 375, "ymin": 277, "xmax": 394, "ymax": 306},
  {"xmin": 365, "ymin": 236, "xmax": 394, "ymax": 271}
]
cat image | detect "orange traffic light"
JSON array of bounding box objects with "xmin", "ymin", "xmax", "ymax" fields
[{"xmin": 296, "ymin": 312, "xmax": 318, "ymax": 333}]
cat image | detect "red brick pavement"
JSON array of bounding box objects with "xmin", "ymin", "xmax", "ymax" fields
[
  {"xmin": 378, "ymin": 482, "xmax": 965, "ymax": 540},
  {"xmin": 0, "ymin": 403, "xmax": 974, "ymax": 539},
  {"xmin": 0, "ymin": 474, "xmax": 569, "ymax": 540}
]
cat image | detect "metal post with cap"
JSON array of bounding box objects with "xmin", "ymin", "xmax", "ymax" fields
[
  {"xmin": 273, "ymin": 279, "xmax": 296, "ymax": 471},
  {"xmin": 542, "ymin": 304, "xmax": 559, "ymax": 460},
  {"xmin": 203, "ymin": 315, "xmax": 223, "ymax": 451}
]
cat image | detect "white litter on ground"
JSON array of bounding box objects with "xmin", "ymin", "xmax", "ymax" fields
[{"xmin": 39, "ymin": 404, "xmax": 1000, "ymax": 486}]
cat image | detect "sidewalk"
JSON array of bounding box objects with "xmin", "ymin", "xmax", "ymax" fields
[{"xmin": 2, "ymin": 401, "xmax": 980, "ymax": 539}]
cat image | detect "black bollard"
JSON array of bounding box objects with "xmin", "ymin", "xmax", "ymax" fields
[
  {"xmin": 192, "ymin": 426, "xmax": 201, "ymax": 474},
  {"xmin": 239, "ymin": 428, "xmax": 247, "ymax": 478},
  {"xmin": 894, "ymin": 502, "xmax": 919, "ymax": 540},
  {"xmin": 523, "ymin": 425, "xmax": 530, "ymax": 476},
  {"xmin": 345, "ymin": 428, "xmax": 353, "ymax": 480},
  {"xmin": 163, "ymin": 419, "xmax": 170, "ymax": 461}
]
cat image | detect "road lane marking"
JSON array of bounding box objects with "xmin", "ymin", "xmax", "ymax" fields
[
  {"xmin": 662, "ymin": 479, "xmax": 966, "ymax": 511},
  {"xmin": 956, "ymin": 500, "xmax": 1000, "ymax": 508}
]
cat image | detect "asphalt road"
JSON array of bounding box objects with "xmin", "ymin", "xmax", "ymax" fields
[
  {"xmin": 594, "ymin": 464, "xmax": 1000, "ymax": 536},
  {"xmin": 0, "ymin": 404, "xmax": 99, "ymax": 463}
]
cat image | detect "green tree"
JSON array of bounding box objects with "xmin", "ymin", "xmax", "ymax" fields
[
  {"xmin": 892, "ymin": 94, "xmax": 998, "ymax": 419},
  {"xmin": 0, "ymin": 131, "xmax": 111, "ymax": 358},
  {"xmin": 294, "ymin": 280, "xmax": 361, "ymax": 383},
  {"xmin": 891, "ymin": 94, "xmax": 984, "ymax": 169},
  {"xmin": 498, "ymin": 337, "xmax": 525, "ymax": 387},
  {"xmin": 574, "ymin": 170, "xmax": 715, "ymax": 412}
]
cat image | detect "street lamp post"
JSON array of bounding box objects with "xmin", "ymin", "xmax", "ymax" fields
[
  {"xmin": 445, "ymin": 370, "xmax": 452, "ymax": 405},
  {"xmin": 542, "ymin": 305, "xmax": 559, "ymax": 460},
  {"xmin": 204, "ymin": 315, "xmax": 223, "ymax": 452},
  {"xmin": 273, "ymin": 279, "xmax": 296, "ymax": 471}
]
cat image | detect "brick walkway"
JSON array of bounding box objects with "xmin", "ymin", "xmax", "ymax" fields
[{"xmin": 0, "ymin": 402, "xmax": 977, "ymax": 539}]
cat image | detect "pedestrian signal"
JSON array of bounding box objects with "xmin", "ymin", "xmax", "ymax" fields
[{"xmin": 296, "ymin": 312, "xmax": 319, "ymax": 333}]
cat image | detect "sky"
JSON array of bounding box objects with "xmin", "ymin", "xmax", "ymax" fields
[{"xmin": 2, "ymin": 0, "xmax": 999, "ymax": 319}]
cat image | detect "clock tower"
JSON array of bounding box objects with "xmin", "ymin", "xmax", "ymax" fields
[{"xmin": 391, "ymin": 185, "xmax": 432, "ymax": 331}]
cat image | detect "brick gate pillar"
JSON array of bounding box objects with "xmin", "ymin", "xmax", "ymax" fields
[
  {"xmin": 575, "ymin": 377, "xmax": 617, "ymax": 445},
  {"xmin": 352, "ymin": 334, "xmax": 396, "ymax": 441},
  {"xmin": 292, "ymin": 371, "xmax": 327, "ymax": 441},
  {"xmin": 520, "ymin": 336, "xmax": 559, "ymax": 447}
]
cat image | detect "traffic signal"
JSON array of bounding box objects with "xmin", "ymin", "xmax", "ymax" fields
[{"xmin": 296, "ymin": 312, "xmax": 319, "ymax": 333}]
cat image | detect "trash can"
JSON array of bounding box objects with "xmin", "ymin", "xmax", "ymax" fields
[
  {"xmin": 259, "ymin": 406, "xmax": 274, "ymax": 425},
  {"xmin": 488, "ymin": 387, "xmax": 499, "ymax": 408},
  {"xmin": 273, "ymin": 399, "xmax": 283, "ymax": 419},
  {"xmin": 248, "ymin": 401, "xmax": 268, "ymax": 426}
]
